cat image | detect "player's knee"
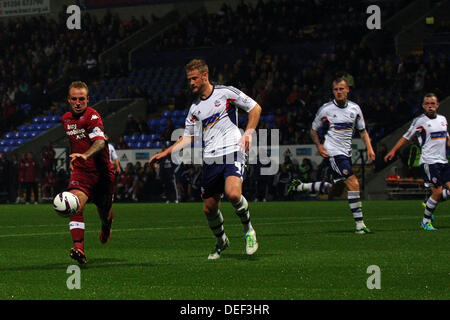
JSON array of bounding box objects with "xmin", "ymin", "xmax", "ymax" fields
[
  {"xmin": 346, "ymin": 176, "xmax": 360, "ymax": 191},
  {"xmin": 432, "ymin": 188, "xmax": 443, "ymax": 199},
  {"xmin": 226, "ymin": 190, "xmax": 241, "ymax": 204},
  {"xmin": 203, "ymin": 203, "xmax": 218, "ymax": 216}
]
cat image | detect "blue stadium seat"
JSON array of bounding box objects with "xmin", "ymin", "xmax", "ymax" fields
[
  {"xmin": 145, "ymin": 141, "xmax": 152, "ymax": 148},
  {"xmin": 150, "ymin": 134, "xmax": 159, "ymax": 141},
  {"xmin": 129, "ymin": 135, "xmax": 138, "ymax": 142},
  {"xmin": 123, "ymin": 135, "xmax": 131, "ymax": 143},
  {"xmin": 174, "ymin": 118, "xmax": 184, "ymax": 128},
  {"xmin": 161, "ymin": 110, "xmax": 171, "ymax": 118},
  {"xmin": 19, "ymin": 132, "xmax": 29, "ymax": 139},
  {"xmin": 4, "ymin": 132, "xmax": 13, "ymax": 139},
  {"xmin": 147, "ymin": 119, "xmax": 157, "ymax": 130},
  {"xmin": 51, "ymin": 115, "xmax": 61, "ymax": 122},
  {"xmin": 138, "ymin": 134, "xmax": 147, "ymax": 142},
  {"xmin": 32, "ymin": 116, "xmax": 42, "ymax": 124},
  {"xmin": 26, "ymin": 124, "xmax": 36, "ymax": 131},
  {"xmin": 152, "ymin": 141, "xmax": 162, "ymax": 149}
]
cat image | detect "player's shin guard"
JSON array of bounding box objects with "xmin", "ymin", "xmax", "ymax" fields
[
  {"xmin": 69, "ymin": 215, "xmax": 85, "ymax": 250},
  {"xmin": 348, "ymin": 191, "xmax": 364, "ymax": 226},
  {"xmin": 207, "ymin": 210, "xmax": 226, "ymax": 243},
  {"xmin": 232, "ymin": 195, "xmax": 253, "ymax": 233},
  {"xmin": 423, "ymin": 197, "xmax": 438, "ymax": 223},
  {"xmin": 300, "ymin": 181, "xmax": 332, "ymax": 194}
]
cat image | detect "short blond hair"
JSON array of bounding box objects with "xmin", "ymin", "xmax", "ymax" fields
[
  {"xmin": 185, "ymin": 59, "xmax": 209, "ymax": 74},
  {"xmin": 68, "ymin": 81, "xmax": 89, "ymax": 96}
]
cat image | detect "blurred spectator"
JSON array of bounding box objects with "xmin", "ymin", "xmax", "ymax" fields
[
  {"xmin": 41, "ymin": 171, "xmax": 56, "ymax": 201},
  {"xmin": 131, "ymin": 162, "xmax": 145, "ymax": 201},
  {"xmin": 374, "ymin": 144, "xmax": 388, "ymax": 172},
  {"xmin": 55, "ymin": 169, "xmax": 69, "ymax": 194},
  {"xmin": 159, "ymin": 144, "xmax": 179, "ymax": 203},
  {"xmin": 84, "ymin": 53, "xmax": 98, "ymax": 78},
  {"xmin": 160, "ymin": 119, "xmax": 175, "ymax": 143},
  {"xmin": 178, "ymin": 165, "xmax": 201, "ymax": 202},
  {"xmin": 23, "ymin": 152, "xmax": 40, "ymax": 204},
  {"xmin": 116, "ymin": 136, "xmax": 129, "ymax": 150},
  {"xmin": 0, "ymin": 153, "xmax": 9, "ymax": 202},
  {"xmin": 273, "ymin": 164, "xmax": 292, "ymax": 200},
  {"xmin": 298, "ymin": 158, "xmax": 313, "ymax": 182},
  {"xmin": 124, "ymin": 114, "xmax": 139, "ymax": 136},
  {"xmin": 115, "ymin": 162, "xmax": 135, "ymax": 201},
  {"xmin": 8, "ymin": 154, "xmax": 19, "ymax": 203},
  {"xmin": 41, "ymin": 142, "xmax": 56, "ymax": 176}
]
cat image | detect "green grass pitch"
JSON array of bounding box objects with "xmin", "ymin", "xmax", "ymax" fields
[{"xmin": 0, "ymin": 200, "xmax": 449, "ymax": 300}]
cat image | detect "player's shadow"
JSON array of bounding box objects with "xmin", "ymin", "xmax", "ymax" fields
[
  {"xmin": 224, "ymin": 253, "xmax": 276, "ymax": 261},
  {"xmin": 0, "ymin": 258, "xmax": 156, "ymax": 272}
]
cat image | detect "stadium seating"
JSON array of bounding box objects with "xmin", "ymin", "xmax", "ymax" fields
[{"xmin": 0, "ymin": 115, "xmax": 61, "ymax": 151}]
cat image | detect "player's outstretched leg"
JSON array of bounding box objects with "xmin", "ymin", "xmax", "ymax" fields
[
  {"xmin": 286, "ymin": 179, "xmax": 332, "ymax": 196},
  {"xmin": 69, "ymin": 216, "xmax": 87, "ymax": 262},
  {"xmin": 96, "ymin": 194, "xmax": 114, "ymax": 244},
  {"xmin": 232, "ymin": 195, "xmax": 258, "ymax": 255},
  {"xmin": 348, "ymin": 190, "xmax": 372, "ymax": 234},
  {"xmin": 99, "ymin": 209, "xmax": 114, "ymax": 243},
  {"xmin": 206, "ymin": 209, "xmax": 229, "ymax": 260},
  {"xmin": 422, "ymin": 197, "xmax": 438, "ymax": 231}
]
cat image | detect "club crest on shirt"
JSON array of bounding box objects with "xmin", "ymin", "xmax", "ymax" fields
[
  {"xmin": 349, "ymin": 112, "xmax": 355, "ymax": 119},
  {"xmin": 214, "ymin": 100, "xmax": 221, "ymax": 107}
]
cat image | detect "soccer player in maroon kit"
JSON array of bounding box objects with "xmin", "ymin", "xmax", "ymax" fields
[{"xmin": 62, "ymin": 81, "xmax": 115, "ymax": 264}]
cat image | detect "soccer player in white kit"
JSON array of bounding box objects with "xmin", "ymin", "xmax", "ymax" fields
[
  {"xmin": 287, "ymin": 78, "xmax": 376, "ymax": 233},
  {"xmin": 384, "ymin": 93, "xmax": 450, "ymax": 231},
  {"xmin": 149, "ymin": 59, "xmax": 262, "ymax": 259}
]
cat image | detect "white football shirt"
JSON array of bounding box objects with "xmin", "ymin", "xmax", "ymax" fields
[
  {"xmin": 312, "ymin": 99, "xmax": 366, "ymax": 157},
  {"xmin": 183, "ymin": 85, "xmax": 257, "ymax": 158},
  {"xmin": 403, "ymin": 114, "xmax": 448, "ymax": 164},
  {"xmin": 108, "ymin": 143, "xmax": 118, "ymax": 163}
]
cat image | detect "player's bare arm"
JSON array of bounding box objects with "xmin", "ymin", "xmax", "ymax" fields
[
  {"xmin": 310, "ymin": 129, "xmax": 329, "ymax": 158},
  {"xmin": 70, "ymin": 139, "xmax": 105, "ymax": 170},
  {"xmin": 360, "ymin": 130, "xmax": 376, "ymax": 163},
  {"xmin": 149, "ymin": 136, "xmax": 194, "ymax": 165},
  {"xmin": 384, "ymin": 137, "xmax": 409, "ymax": 162},
  {"xmin": 239, "ymin": 104, "xmax": 262, "ymax": 152}
]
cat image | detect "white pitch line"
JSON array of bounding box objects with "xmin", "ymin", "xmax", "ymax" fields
[{"xmin": 0, "ymin": 214, "xmax": 448, "ymax": 238}]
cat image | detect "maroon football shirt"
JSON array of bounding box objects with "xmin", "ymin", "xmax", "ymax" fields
[{"xmin": 61, "ymin": 107, "xmax": 114, "ymax": 173}]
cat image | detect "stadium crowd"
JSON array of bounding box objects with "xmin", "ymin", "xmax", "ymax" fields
[{"xmin": 0, "ymin": 7, "xmax": 152, "ymax": 138}]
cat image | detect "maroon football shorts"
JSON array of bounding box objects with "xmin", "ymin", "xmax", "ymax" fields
[{"xmin": 68, "ymin": 169, "xmax": 115, "ymax": 207}]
